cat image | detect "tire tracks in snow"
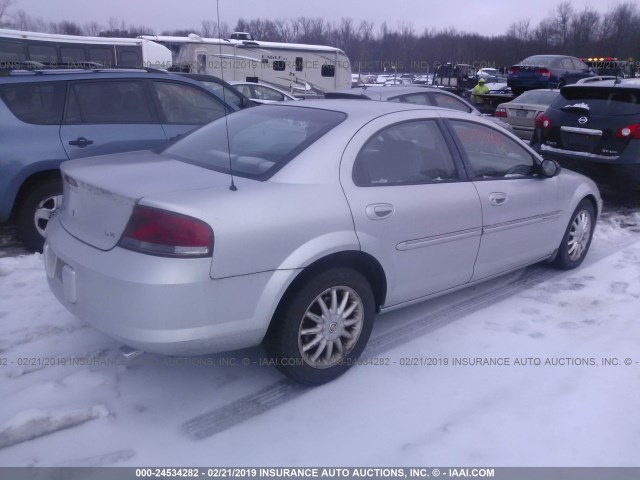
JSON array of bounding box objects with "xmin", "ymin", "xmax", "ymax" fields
[{"xmin": 183, "ymin": 232, "xmax": 640, "ymax": 441}]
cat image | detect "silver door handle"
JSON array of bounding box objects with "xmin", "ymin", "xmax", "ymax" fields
[
  {"xmin": 365, "ymin": 204, "xmax": 394, "ymax": 220},
  {"xmin": 489, "ymin": 193, "xmax": 507, "ymax": 206}
]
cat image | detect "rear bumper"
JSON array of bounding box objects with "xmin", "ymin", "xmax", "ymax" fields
[
  {"xmin": 507, "ymin": 78, "xmax": 554, "ymax": 91},
  {"xmin": 511, "ymin": 125, "xmax": 534, "ymax": 142},
  {"xmin": 44, "ymin": 216, "xmax": 296, "ymax": 355}
]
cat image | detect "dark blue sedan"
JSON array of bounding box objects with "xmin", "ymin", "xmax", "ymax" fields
[{"xmin": 507, "ymin": 55, "xmax": 595, "ymax": 95}]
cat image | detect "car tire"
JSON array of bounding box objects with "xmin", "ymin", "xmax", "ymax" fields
[
  {"xmin": 553, "ymin": 199, "xmax": 595, "ymax": 270},
  {"xmin": 264, "ymin": 268, "xmax": 375, "ymax": 385},
  {"xmin": 17, "ymin": 177, "xmax": 63, "ymax": 253}
]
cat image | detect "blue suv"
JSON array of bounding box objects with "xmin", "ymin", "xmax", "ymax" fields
[{"xmin": 0, "ymin": 69, "xmax": 239, "ymax": 251}]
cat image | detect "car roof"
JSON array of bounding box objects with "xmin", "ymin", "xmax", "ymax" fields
[
  {"xmin": 327, "ymin": 85, "xmax": 457, "ymax": 100},
  {"xmin": 268, "ymin": 98, "xmax": 441, "ymax": 118},
  {"xmin": 562, "ymin": 78, "xmax": 640, "ymax": 90}
]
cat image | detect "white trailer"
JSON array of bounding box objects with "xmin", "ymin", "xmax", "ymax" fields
[
  {"xmin": 140, "ymin": 33, "xmax": 351, "ymax": 96},
  {"xmin": 0, "ymin": 28, "xmax": 172, "ymax": 69}
]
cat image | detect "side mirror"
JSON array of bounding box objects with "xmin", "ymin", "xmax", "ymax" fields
[{"xmin": 541, "ymin": 159, "xmax": 561, "ymax": 177}]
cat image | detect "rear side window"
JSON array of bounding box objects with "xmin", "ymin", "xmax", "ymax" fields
[
  {"xmin": 65, "ymin": 81, "xmax": 153, "ymax": 124},
  {"xmin": 353, "ymin": 120, "xmax": 458, "ymax": 186},
  {"xmin": 152, "ymin": 81, "xmax": 226, "ymax": 124},
  {"xmin": 431, "ymin": 93, "xmax": 473, "ymax": 113},
  {"xmin": 88, "ymin": 47, "xmax": 114, "ymax": 66},
  {"xmin": 552, "ymin": 87, "xmax": 640, "ymax": 116},
  {"xmin": 0, "ymin": 82, "xmax": 65, "ymax": 125}
]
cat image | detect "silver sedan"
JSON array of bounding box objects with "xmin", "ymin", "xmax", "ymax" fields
[
  {"xmin": 45, "ymin": 100, "xmax": 601, "ymax": 385},
  {"xmin": 495, "ymin": 89, "xmax": 560, "ymax": 141}
]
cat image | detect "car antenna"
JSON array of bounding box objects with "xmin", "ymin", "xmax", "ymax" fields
[{"xmin": 216, "ymin": 0, "xmax": 237, "ymax": 191}]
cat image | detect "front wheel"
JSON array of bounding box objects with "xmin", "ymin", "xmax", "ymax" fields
[
  {"xmin": 17, "ymin": 178, "xmax": 63, "ymax": 253},
  {"xmin": 554, "ymin": 199, "xmax": 595, "ymax": 270},
  {"xmin": 264, "ymin": 268, "xmax": 375, "ymax": 385}
]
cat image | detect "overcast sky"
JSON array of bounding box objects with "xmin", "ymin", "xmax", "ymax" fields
[{"xmin": 10, "ymin": 0, "xmax": 610, "ymax": 37}]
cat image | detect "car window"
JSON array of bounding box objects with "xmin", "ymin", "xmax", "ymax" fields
[
  {"xmin": 28, "ymin": 45, "xmax": 57, "ymax": 63},
  {"xmin": 254, "ymin": 85, "xmax": 285, "ymax": 101},
  {"xmin": 559, "ymin": 58, "xmax": 574, "ymax": 69},
  {"xmin": 571, "ymin": 58, "xmax": 588, "ymax": 71},
  {"xmin": 353, "ymin": 120, "xmax": 458, "ymax": 186},
  {"xmin": 449, "ymin": 120, "xmax": 535, "ymax": 179},
  {"xmin": 515, "ymin": 90, "xmax": 558, "ymax": 105},
  {"xmin": 0, "ymin": 40, "xmax": 26, "ymax": 62},
  {"xmin": 65, "ymin": 80, "xmax": 153, "ymax": 124},
  {"xmin": 163, "ymin": 105, "xmax": 345, "ymax": 180},
  {"xmin": 60, "ymin": 47, "xmax": 86, "ymax": 64},
  {"xmin": 552, "ymin": 87, "xmax": 640, "ymax": 115},
  {"xmin": 0, "ymin": 82, "xmax": 65, "ymax": 125},
  {"xmin": 152, "ymin": 81, "xmax": 226, "ymax": 125},
  {"xmin": 234, "ymin": 84, "xmax": 254, "ymax": 99},
  {"xmin": 431, "ymin": 93, "xmax": 473, "ymax": 113},
  {"xmin": 394, "ymin": 93, "xmax": 431, "ymax": 105},
  {"xmin": 201, "ymin": 81, "xmax": 244, "ymax": 109}
]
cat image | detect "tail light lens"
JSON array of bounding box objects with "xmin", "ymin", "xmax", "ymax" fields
[
  {"xmin": 616, "ymin": 124, "xmax": 640, "ymax": 140},
  {"xmin": 119, "ymin": 205, "xmax": 213, "ymax": 258},
  {"xmin": 535, "ymin": 68, "xmax": 551, "ymax": 78},
  {"xmin": 535, "ymin": 112, "xmax": 552, "ymax": 129},
  {"xmin": 495, "ymin": 106, "xmax": 507, "ymax": 117},
  {"xmin": 508, "ymin": 67, "xmax": 519, "ymax": 75}
]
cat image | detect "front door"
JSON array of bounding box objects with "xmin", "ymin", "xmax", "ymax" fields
[{"xmin": 446, "ymin": 119, "xmax": 562, "ymax": 280}]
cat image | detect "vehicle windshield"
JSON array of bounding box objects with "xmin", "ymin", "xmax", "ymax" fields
[
  {"xmin": 162, "ymin": 105, "xmax": 346, "ymax": 180},
  {"xmin": 552, "ymin": 86, "xmax": 640, "ymax": 116},
  {"xmin": 515, "ymin": 90, "xmax": 558, "ymax": 105}
]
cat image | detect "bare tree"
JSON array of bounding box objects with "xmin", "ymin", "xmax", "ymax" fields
[
  {"xmin": 555, "ymin": 2, "xmax": 573, "ymax": 48},
  {"xmin": 0, "ymin": 0, "xmax": 15, "ymax": 25}
]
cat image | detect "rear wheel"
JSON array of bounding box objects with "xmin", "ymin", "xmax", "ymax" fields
[
  {"xmin": 17, "ymin": 178, "xmax": 63, "ymax": 253},
  {"xmin": 264, "ymin": 268, "xmax": 375, "ymax": 385},
  {"xmin": 554, "ymin": 199, "xmax": 595, "ymax": 270}
]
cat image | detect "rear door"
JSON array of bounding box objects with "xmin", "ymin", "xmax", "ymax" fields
[
  {"xmin": 446, "ymin": 118, "xmax": 562, "ymax": 280},
  {"xmin": 340, "ymin": 111, "xmax": 482, "ymax": 307},
  {"xmin": 60, "ymin": 79, "xmax": 166, "ymax": 160}
]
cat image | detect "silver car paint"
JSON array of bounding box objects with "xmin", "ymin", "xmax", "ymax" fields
[{"xmin": 46, "ymin": 100, "xmax": 602, "ymax": 356}]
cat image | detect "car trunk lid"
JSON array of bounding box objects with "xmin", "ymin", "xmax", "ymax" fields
[{"xmin": 59, "ymin": 150, "xmax": 233, "ymax": 250}]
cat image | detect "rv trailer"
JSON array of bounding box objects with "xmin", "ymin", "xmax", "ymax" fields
[{"xmin": 140, "ymin": 33, "xmax": 351, "ymax": 96}]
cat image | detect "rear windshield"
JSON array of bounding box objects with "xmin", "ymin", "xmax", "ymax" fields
[
  {"xmin": 551, "ymin": 86, "xmax": 640, "ymax": 115},
  {"xmin": 162, "ymin": 105, "xmax": 346, "ymax": 180},
  {"xmin": 515, "ymin": 90, "xmax": 559, "ymax": 105},
  {"xmin": 520, "ymin": 56, "xmax": 553, "ymax": 67}
]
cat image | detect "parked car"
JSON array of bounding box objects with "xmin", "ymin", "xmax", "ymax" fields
[
  {"xmin": 325, "ymin": 86, "xmax": 514, "ymax": 132},
  {"xmin": 0, "ymin": 69, "xmax": 239, "ymax": 251},
  {"xmin": 174, "ymin": 73, "xmax": 255, "ymax": 109},
  {"xmin": 45, "ymin": 100, "xmax": 601, "ymax": 385},
  {"xmin": 495, "ymin": 89, "xmax": 560, "ymax": 141},
  {"xmin": 477, "ymin": 68, "xmax": 500, "ymax": 79},
  {"xmin": 530, "ymin": 78, "xmax": 640, "ymax": 188},
  {"xmin": 229, "ymin": 81, "xmax": 298, "ymax": 103},
  {"xmin": 507, "ymin": 55, "xmax": 595, "ymax": 95}
]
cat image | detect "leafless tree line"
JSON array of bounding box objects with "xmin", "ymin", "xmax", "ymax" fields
[{"xmin": 1, "ymin": 1, "xmax": 638, "ymax": 72}]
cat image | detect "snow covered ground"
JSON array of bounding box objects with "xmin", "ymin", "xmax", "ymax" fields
[{"xmin": 0, "ymin": 208, "xmax": 639, "ymax": 467}]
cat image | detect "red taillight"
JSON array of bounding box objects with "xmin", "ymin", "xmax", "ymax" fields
[
  {"xmin": 616, "ymin": 124, "xmax": 640, "ymax": 140},
  {"xmin": 535, "ymin": 112, "xmax": 552, "ymax": 129},
  {"xmin": 535, "ymin": 68, "xmax": 551, "ymax": 78},
  {"xmin": 508, "ymin": 66, "xmax": 519, "ymax": 75},
  {"xmin": 495, "ymin": 106, "xmax": 507, "ymax": 118},
  {"xmin": 119, "ymin": 205, "xmax": 213, "ymax": 257}
]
